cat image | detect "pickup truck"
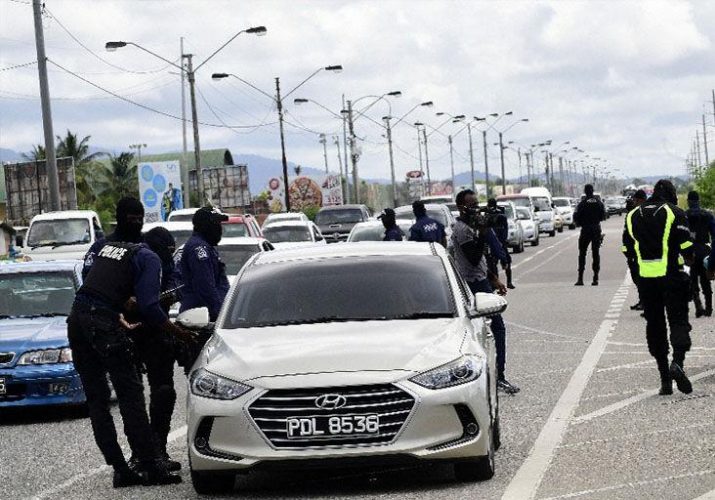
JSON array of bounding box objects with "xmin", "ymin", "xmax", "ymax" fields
[{"xmin": 22, "ymin": 210, "xmax": 104, "ymax": 261}]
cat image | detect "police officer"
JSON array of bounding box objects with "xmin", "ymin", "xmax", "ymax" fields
[
  {"xmin": 623, "ymin": 180, "xmax": 694, "ymax": 395},
  {"xmin": 378, "ymin": 208, "xmax": 404, "ymax": 241},
  {"xmin": 179, "ymin": 207, "xmax": 230, "ymax": 321},
  {"xmin": 68, "ymin": 201, "xmax": 191, "ymax": 487},
  {"xmin": 408, "ymin": 200, "xmax": 447, "ymax": 247},
  {"xmin": 452, "ymin": 189, "xmax": 520, "ymax": 394},
  {"xmin": 685, "ymin": 190, "xmax": 715, "ymax": 317},
  {"xmin": 574, "ymin": 184, "xmax": 606, "ymax": 286},
  {"xmin": 486, "ymin": 198, "xmax": 514, "ymax": 289},
  {"xmin": 622, "ymin": 189, "xmax": 647, "ymax": 311}
]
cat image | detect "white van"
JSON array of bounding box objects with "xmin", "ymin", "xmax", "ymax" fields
[
  {"xmin": 23, "ymin": 210, "xmax": 104, "ymax": 261},
  {"xmin": 520, "ymin": 187, "xmax": 556, "ymax": 237}
]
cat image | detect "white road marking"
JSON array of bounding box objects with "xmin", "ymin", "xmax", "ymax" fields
[
  {"xmin": 539, "ymin": 469, "xmax": 715, "ymax": 499},
  {"xmin": 693, "ymin": 487, "xmax": 715, "ymax": 499},
  {"xmin": 573, "ymin": 368, "xmax": 715, "ymax": 424},
  {"xmin": 557, "ymin": 422, "xmax": 714, "ymax": 449},
  {"xmin": 516, "ymin": 237, "xmax": 579, "ymax": 277},
  {"xmin": 501, "ymin": 274, "xmax": 630, "ymax": 500},
  {"xmin": 507, "ymin": 321, "xmax": 584, "ymax": 341},
  {"xmin": 29, "ymin": 425, "xmax": 188, "ymax": 500},
  {"xmin": 512, "ymin": 235, "xmax": 577, "ymax": 271}
]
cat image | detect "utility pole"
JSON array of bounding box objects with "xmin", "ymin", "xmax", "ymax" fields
[
  {"xmin": 448, "ymin": 135, "xmax": 455, "ymax": 196},
  {"xmin": 384, "ymin": 117, "xmax": 398, "ymax": 207},
  {"xmin": 703, "ymin": 114, "xmax": 710, "ymax": 168},
  {"xmin": 186, "ymin": 55, "xmax": 205, "ymax": 205},
  {"xmin": 333, "ymin": 136, "xmax": 345, "ymax": 202},
  {"xmin": 696, "ymin": 130, "xmax": 702, "ymax": 174},
  {"xmin": 526, "ymin": 151, "xmax": 532, "ymax": 186},
  {"xmin": 347, "ymin": 100, "xmax": 359, "ymax": 204},
  {"xmin": 544, "ymin": 152, "xmax": 550, "ymax": 191},
  {"xmin": 32, "ymin": 0, "xmax": 60, "ymax": 212},
  {"xmin": 482, "ymin": 130, "xmax": 490, "ymax": 197},
  {"xmin": 341, "ymin": 94, "xmax": 350, "ymax": 203},
  {"xmin": 416, "ymin": 126, "xmax": 424, "ymax": 197},
  {"xmin": 275, "ymin": 77, "xmax": 290, "ymax": 211},
  {"xmin": 517, "ymin": 147, "xmax": 522, "ymax": 188},
  {"xmin": 549, "ymin": 153, "xmax": 555, "ymax": 191},
  {"xmin": 422, "ymin": 127, "xmax": 431, "ymax": 195},
  {"xmin": 467, "ymin": 123, "xmax": 475, "ymax": 190},
  {"xmin": 558, "ymin": 156, "xmax": 564, "ymax": 195},
  {"xmin": 319, "ymin": 134, "xmax": 329, "ymax": 173},
  {"xmin": 180, "ymin": 37, "xmax": 190, "ymax": 208},
  {"xmin": 498, "ymin": 131, "xmax": 506, "ymax": 194}
]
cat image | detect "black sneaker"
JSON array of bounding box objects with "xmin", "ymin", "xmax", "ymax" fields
[
  {"xmin": 591, "ymin": 278, "xmax": 599, "ymax": 286},
  {"xmin": 695, "ymin": 309, "xmax": 705, "ymax": 318},
  {"xmin": 113, "ymin": 466, "xmax": 145, "ymax": 488},
  {"xmin": 705, "ymin": 308, "xmax": 713, "ymax": 317},
  {"xmin": 574, "ymin": 279, "xmax": 584, "ymax": 286},
  {"xmin": 136, "ymin": 460, "xmax": 182, "ymax": 486},
  {"xmin": 507, "ymin": 283, "xmax": 516, "ymax": 289},
  {"xmin": 497, "ymin": 378, "xmax": 520, "ymax": 394},
  {"xmin": 630, "ymin": 302, "xmax": 643, "ymax": 311},
  {"xmin": 162, "ymin": 454, "xmax": 182, "ymax": 472},
  {"xmin": 669, "ymin": 362, "xmax": 693, "ymax": 394}
]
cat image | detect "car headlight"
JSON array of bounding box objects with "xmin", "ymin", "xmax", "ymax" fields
[
  {"xmin": 190, "ymin": 368, "xmax": 252, "ymax": 400},
  {"xmin": 17, "ymin": 347, "xmax": 72, "ymax": 365},
  {"xmin": 410, "ymin": 355, "xmax": 483, "ymax": 390}
]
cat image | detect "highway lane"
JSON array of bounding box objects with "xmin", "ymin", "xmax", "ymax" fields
[{"xmin": 3, "ymin": 216, "xmax": 713, "ymax": 499}]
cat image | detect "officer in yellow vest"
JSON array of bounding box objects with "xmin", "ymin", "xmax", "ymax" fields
[{"xmin": 623, "ymin": 180, "xmax": 694, "ymax": 395}]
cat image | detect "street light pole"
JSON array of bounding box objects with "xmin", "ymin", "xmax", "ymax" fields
[
  {"xmin": 342, "ymin": 94, "xmax": 350, "ymax": 203},
  {"xmin": 384, "ymin": 116, "xmax": 398, "ymax": 207},
  {"xmin": 319, "ymin": 134, "xmax": 329, "ymax": 173},
  {"xmin": 467, "ymin": 122, "xmax": 476, "ymax": 190},
  {"xmin": 448, "ymin": 134, "xmax": 455, "ymax": 195},
  {"xmin": 333, "ymin": 136, "xmax": 346, "ymax": 202},
  {"xmin": 347, "ymin": 100, "xmax": 359, "ymax": 203},
  {"xmin": 703, "ymin": 114, "xmax": 710, "ymax": 168},
  {"xmin": 275, "ymin": 77, "xmax": 290, "ymax": 211},
  {"xmin": 179, "ymin": 38, "xmax": 190, "ymax": 208},
  {"xmin": 422, "ymin": 127, "xmax": 431, "ymax": 195},
  {"xmin": 184, "ymin": 55, "xmax": 205, "ymax": 205},
  {"xmin": 482, "ymin": 130, "xmax": 490, "ymax": 197},
  {"xmin": 32, "ymin": 0, "xmax": 60, "ymax": 212},
  {"xmin": 498, "ymin": 131, "xmax": 506, "ymax": 194}
]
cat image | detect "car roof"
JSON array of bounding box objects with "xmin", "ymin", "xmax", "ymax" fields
[
  {"xmin": 142, "ymin": 221, "xmax": 194, "ymax": 231},
  {"xmin": 496, "ymin": 194, "xmax": 530, "ymax": 199},
  {"xmin": 262, "ymin": 220, "xmax": 313, "ymax": 227},
  {"xmin": 267, "ymin": 212, "xmax": 304, "ymax": 218},
  {"xmin": 30, "ymin": 210, "xmax": 97, "ymax": 221},
  {"xmin": 168, "ymin": 208, "xmax": 198, "ymax": 216},
  {"xmin": 252, "ymin": 241, "xmax": 441, "ymax": 265},
  {"xmin": 317, "ymin": 204, "xmax": 365, "ymax": 211},
  {"xmin": 395, "ymin": 203, "xmax": 446, "ymax": 212},
  {"xmin": 0, "ymin": 259, "xmax": 81, "ymax": 273},
  {"xmin": 218, "ymin": 237, "xmax": 267, "ymax": 246}
]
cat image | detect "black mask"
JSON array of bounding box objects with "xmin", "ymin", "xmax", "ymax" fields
[
  {"xmin": 192, "ymin": 207, "xmax": 226, "ymax": 246},
  {"xmin": 115, "ymin": 197, "xmax": 145, "ymax": 243},
  {"xmin": 144, "ymin": 227, "xmax": 176, "ymax": 267}
]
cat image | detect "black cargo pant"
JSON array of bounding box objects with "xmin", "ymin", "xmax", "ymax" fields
[
  {"xmin": 640, "ymin": 273, "xmax": 692, "ymax": 367},
  {"xmin": 133, "ymin": 328, "xmax": 176, "ymax": 456},
  {"xmin": 627, "ymin": 258, "xmax": 642, "ymax": 303},
  {"xmin": 689, "ymin": 243, "xmax": 712, "ymax": 312},
  {"xmin": 67, "ymin": 303, "xmax": 157, "ymax": 467},
  {"xmin": 578, "ymin": 225, "xmax": 601, "ymax": 275}
]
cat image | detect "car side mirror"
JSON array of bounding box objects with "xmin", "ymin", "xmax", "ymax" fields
[
  {"xmin": 470, "ymin": 292, "xmax": 508, "ymax": 318},
  {"xmin": 176, "ymin": 307, "xmax": 210, "ymax": 329}
]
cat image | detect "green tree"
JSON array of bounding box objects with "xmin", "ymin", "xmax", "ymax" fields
[
  {"xmin": 56, "ymin": 130, "xmax": 105, "ymax": 206},
  {"xmin": 21, "ymin": 144, "xmax": 46, "ymax": 161},
  {"xmin": 695, "ymin": 166, "xmax": 715, "ymax": 208},
  {"xmin": 96, "ymin": 152, "xmax": 138, "ymax": 201}
]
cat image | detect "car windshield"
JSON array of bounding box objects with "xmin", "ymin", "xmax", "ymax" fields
[
  {"xmin": 223, "ymin": 256, "xmax": 456, "ymax": 328},
  {"xmin": 263, "ymin": 226, "xmax": 311, "ymax": 243},
  {"xmin": 553, "ymin": 199, "xmax": 570, "ymax": 207},
  {"xmin": 395, "ymin": 208, "xmax": 448, "ymax": 226},
  {"xmin": 532, "ymin": 197, "xmax": 551, "ymax": 211},
  {"xmin": 223, "ymin": 223, "xmax": 249, "ymax": 238},
  {"xmin": 168, "ymin": 213, "xmax": 194, "ymax": 222},
  {"xmin": 219, "ymin": 245, "xmax": 261, "ymax": 275},
  {"xmin": 267, "ymin": 214, "xmax": 303, "ymax": 223},
  {"xmin": 0, "ymin": 271, "xmax": 76, "ymax": 317},
  {"xmin": 516, "ymin": 207, "xmax": 531, "ymax": 220},
  {"xmin": 315, "ymin": 209, "xmax": 363, "ymax": 225},
  {"xmin": 350, "ymin": 225, "xmax": 385, "ymax": 242},
  {"xmin": 169, "ymin": 230, "xmax": 193, "ymax": 247},
  {"xmin": 508, "ymin": 197, "xmax": 531, "ymax": 208},
  {"xmin": 27, "ymin": 219, "xmax": 91, "ymax": 248}
]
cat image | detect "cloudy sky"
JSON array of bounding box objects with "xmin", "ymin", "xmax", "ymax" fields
[{"xmin": 1, "ymin": 0, "xmax": 714, "ymax": 183}]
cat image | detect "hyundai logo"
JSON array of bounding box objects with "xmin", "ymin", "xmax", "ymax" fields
[{"xmin": 314, "ymin": 393, "xmax": 347, "ymax": 410}]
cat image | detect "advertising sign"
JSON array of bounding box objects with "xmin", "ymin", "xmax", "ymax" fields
[
  {"xmin": 138, "ymin": 161, "xmax": 183, "ymax": 223},
  {"xmin": 266, "ymin": 174, "xmax": 343, "ymax": 212},
  {"xmin": 189, "ymin": 165, "xmax": 250, "ymax": 209}
]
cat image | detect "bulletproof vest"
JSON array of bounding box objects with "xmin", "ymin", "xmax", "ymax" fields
[
  {"xmin": 79, "ymin": 242, "xmax": 140, "ymax": 309},
  {"xmin": 687, "ymin": 208, "xmax": 713, "ymax": 244},
  {"xmin": 577, "ymin": 197, "xmax": 603, "ymax": 226}
]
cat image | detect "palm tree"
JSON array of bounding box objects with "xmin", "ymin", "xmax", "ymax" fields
[
  {"xmin": 96, "ymin": 152, "xmax": 138, "ymax": 200},
  {"xmin": 56, "ymin": 130, "xmax": 105, "ymax": 206},
  {"xmin": 21, "ymin": 144, "xmax": 46, "ymax": 162}
]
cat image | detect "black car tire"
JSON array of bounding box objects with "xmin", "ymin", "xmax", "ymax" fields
[
  {"xmin": 453, "ymin": 431, "xmax": 495, "ymax": 481},
  {"xmin": 549, "ymin": 230, "xmax": 556, "ymax": 237},
  {"xmin": 557, "ymin": 226, "xmax": 563, "ymax": 233},
  {"xmin": 531, "ymin": 237, "xmax": 539, "ymax": 246},
  {"xmin": 569, "ymin": 223, "xmax": 576, "ymax": 230},
  {"xmin": 191, "ymin": 470, "xmax": 236, "ymax": 494}
]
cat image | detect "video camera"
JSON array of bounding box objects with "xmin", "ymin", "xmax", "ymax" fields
[{"xmin": 465, "ymin": 206, "xmax": 501, "ymax": 230}]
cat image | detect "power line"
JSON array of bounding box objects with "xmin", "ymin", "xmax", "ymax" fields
[
  {"xmin": 0, "ymin": 77, "xmax": 176, "ymax": 101},
  {"xmin": 0, "ymin": 60, "xmax": 37, "ymax": 72},
  {"xmin": 196, "ymin": 86, "xmax": 277, "ymax": 135}
]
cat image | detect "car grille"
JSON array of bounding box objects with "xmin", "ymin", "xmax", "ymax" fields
[{"xmin": 248, "ymin": 384, "xmax": 415, "ymax": 449}]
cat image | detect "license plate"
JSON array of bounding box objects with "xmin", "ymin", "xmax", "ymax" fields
[
  {"xmin": 0, "ymin": 377, "xmax": 6, "ymax": 395},
  {"xmin": 286, "ymin": 414, "xmax": 379, "ymax": 439}
]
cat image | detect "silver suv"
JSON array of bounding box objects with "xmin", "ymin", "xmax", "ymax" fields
[{"xmin": 315, "ymin": 204, "xmax": 371, "ymax": 243}]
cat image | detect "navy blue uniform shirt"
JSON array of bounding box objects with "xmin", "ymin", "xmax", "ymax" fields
[
  {"xmin": 383, "ymin": 226, "xmax": 404, "ymax": 241},
  {"xmin": 409, "ymin": 215, "xmax": 446, "ymax": 244},
  {"xmin": 179, "ymin": 233, "xmax": 230, "ymax": 321}
]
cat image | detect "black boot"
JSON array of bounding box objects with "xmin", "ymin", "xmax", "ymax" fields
[
  {"xmin": 694, "ymin": 295, "xmax": 704, "ymax": 318},
  {"xmin": 137, "ymin": 460, "xmax": 182, "ymax": 486},
  {"xmin": 656, "ymin": 358, "xmax": 672, "ymax": 395},
  {"xmin": 670, "ymin": 354, "xmax": 693, "ymax": 394},
  {"xmin": 705, "ymin": 293, "xmax": 712, "ymax": 317},
  {"xmin": 113, "ymin": 464, "xmax": 145, "ymax": 488},
  {"xmin": 591, "ymin": 273, "xmax": 599, "ymax": 286},
  {"xmin": 575, "ymin": 271, "xmax": 584, "ymax": 286}
]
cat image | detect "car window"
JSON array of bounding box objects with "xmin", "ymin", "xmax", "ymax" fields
[
  {"xmin": 223, "ymin": 223, "xmax": 249, "ymax": 238},
  {"xmin": 350, "ymin": 225, "xmax": 384, "ymax": 242},
  {"xmin": 168, "ymin": 213, "xmax": 194, "ymax": 222},
  {"xmin": 224, "ymin": 256, "xmax": 456, "ymax": 328},
  {"xmin": 219, "ymin": 245, "xmax": 262, "ymax": 275},
  {"xmin": 553, "ymin": 199, "xmax": 570, "ymax": 207},
  {"xmin": 263, "ymin": 226, "xmax": 312, "ymax": 243},
  {"xmin": 27, "ymin": 219, "xmax": 91, "ymax": 247},
  {"xmin": 315, "ymin": 209, "xmax": 364, "ymax": 225},
  {"xmin": 0, "ymin": 271, "xmax": 76, "ymax": 317}
]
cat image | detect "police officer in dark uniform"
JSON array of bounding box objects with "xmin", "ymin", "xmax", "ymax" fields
[
  {"xmin": 685, "ymin": 190, "xmax": 715, "ymax": 317},
  {"xmin": 623, "ymin": 180, "xmax": 694, "ymax": 395},
  {"xmin": 486, "ymin": 198, "xmax": 514, "ymax": 289},
  {"xmin": 408, "ymin": 200, "xmax": 447, "ymax": 247},
  {"xmin": 378, "ymin": 208, "xmax": 404, "ymax": 241},
  {"xmin": 179, "ymin": 207, "xmax": 230, "ymax": 321},
  {"xmin": 622, "ymin": 189, "xmax": 647, "ymax": 310},
  {"xmin": 574, "ymin": 184, "xmax": 606, "ymax": 286},
  {"xmin": 68, "ymin": 200, "xmax": 191, "ymax": 487}
]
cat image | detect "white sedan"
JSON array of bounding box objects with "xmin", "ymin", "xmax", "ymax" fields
[
  {"xmin": 181, "ymin": 242, "xmax": 502, "ymax": 494},
  {"xmin": 261, "ymin": 221, "xmax": 326, "ymax": 249},
  {"xmin": 262, "ymin": 212, "xmax": 310, "ymax": 228}
]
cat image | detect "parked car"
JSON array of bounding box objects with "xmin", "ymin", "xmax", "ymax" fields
[
  {"xmin": 497, "ymin": 202, "xmax": 524, "ymax": 253},
  {"xmin": 496, "ymin": 194, "xmax": 535, "ymax": 214},
  {"xmin": 262, "ymin": 212, "xmax": 310, "ymax": 228},
  {"xmin": 515, "ymin": 207, "xmax": 539, "ymax": 246},
  {"xmin": 142, "ymin": 221, "xmax": 194, "ymax": 247},
  {"xmin": 222, "ymin": 214, "xmax": 263, "ymax": 238},
  {"xmin": 552, "ymin": 197, "xmax": 576, "ymax": 230},
  {"xmin": 0, "ymin": 260, "xmax": 85, "ymax": 408},
  {"xmin": 605, "ymin": 196, "xmax": 627, "ymax": 216},
  {"xmin": 182, "ymin": 242, "xmax": 502, "ymax": 493},
  {"xmin": 22, "ymin": 210, "xmax": 104, "ymax": 261},
  {"xmin": 531, "ymin": 197, "xmax": 556, "ymax": 237},
  {"xmin": 346, "ymin": 220, "xmax": 413, "ymax": 242},
  {"xmin": 420, "ymin": 194, "xmax": 454, "ymax": 204},
  {"xmin": 262, "ymin": 221, "xmax": 326, "ymax": 249},
  {"xmin": 315, "ymin": 205, "xmax": 372, "ymax": 243},
  {"xmin": 393, "ymin": 203, "xmax": 455, "ymax": 244},
  {"xmin": 167, "ymin": 208, "xmax": 199, "ymax": 222}
]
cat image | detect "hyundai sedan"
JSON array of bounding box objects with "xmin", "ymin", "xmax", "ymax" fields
[{"xmin": 182, "ymin": 242, "xmax": 503, "ymax": 494}]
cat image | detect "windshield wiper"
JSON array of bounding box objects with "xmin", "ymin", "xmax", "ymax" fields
[
  {"xmin": 30, "ymin": 241, "xmax": 59, "ymax": 249},
  {"xmin": 52, "ymin": 240, "xmax": 88, "ymax": 249},
  {"xmin": 386, "ymin": 312, "xmax": 455, "ymax": 320}
]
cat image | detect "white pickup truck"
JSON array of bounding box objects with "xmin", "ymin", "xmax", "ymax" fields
[{"xmin": 22, "ymin": 210, "xmax": 104, "ymax": 261}]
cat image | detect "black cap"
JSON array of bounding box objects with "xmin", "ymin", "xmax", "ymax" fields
[
  {"xmin": 377, "ymin": 208, "xmax": 395, "ymax": 220},
  {"xmin": 633, "ymin": 189, "xmax": 647, "ymax": 200},
  {"xmin": 688, "ymin": 190, "xmax": 700, "ymax": 202},
  {"xmin": 192, "ymin": 206, "xmax": 228, "ymax": 226}
]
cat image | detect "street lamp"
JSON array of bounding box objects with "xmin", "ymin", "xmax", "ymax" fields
[
  {"xmin": 106, "ymin": 25, "xmax": 267, "ymax": 207},
  {"xmin": 212, "ymin": 65, "xmax": 343, "ymax": 211}
]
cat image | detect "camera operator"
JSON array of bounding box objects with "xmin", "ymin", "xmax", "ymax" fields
[
  {"xmin": 486, "ymin": 198, "xmax": 515, "ymax": 289},
  {"xmin": 453, "ymin": 189, "xmax": 520, "ymax": 394}
]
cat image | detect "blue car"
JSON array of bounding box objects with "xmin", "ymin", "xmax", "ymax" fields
[{"xmin": 0, "ymin": 260, "xmax": 85, "ymax": 408}]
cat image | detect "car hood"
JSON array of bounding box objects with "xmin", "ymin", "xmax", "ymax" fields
[
  {"xmin": 0, "ymin": 317, "xmax": 69, "ymax": 356},
  {"xmin": 205, "ymin": 318, "xmax": 467, "ymax": 381},
  {"xmin": 22, "ymin": 245, "xmax": 89, "ymax": 261}
]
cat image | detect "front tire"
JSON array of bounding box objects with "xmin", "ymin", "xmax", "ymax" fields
[
  {"xmin": 569, "ymin": 223, "xmax": 576, "ymax": 230},
  {"xmin": 549, "ymin": 230, "xmax": 556, "ymax": 237},
  {"xmin": 557, "ymin": 226, "xmax": 563, "ymax": 233},
  {"xmin": 531, "ymin": 237, "xmax": 539, "ymax": 247},
  {"xmin": 191, "ymin": 470, "xmax": 236, "ymax": 494},
  {"xmin": 454, "ymin": 431, "xmax": 495, "ymax": 481}
]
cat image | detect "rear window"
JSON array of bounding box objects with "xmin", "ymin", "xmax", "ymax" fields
[
  {"xmin": 0, "ymin": 271, "xmax": 76, "ymax": 317},
  {"xmin": 315, "ymin": 209, "xmax": 364, "ymax": 225},
  {"xmin": 263, "ymin": 226, "xmax": 312, "ymax": 243},
  {"xmin": 223, "ymin": 223, "xmax": 249, "ymax": 238},
  {"xmin": 349, "ymin": 225, "xmax": 385, "ymax": 242},
  {"xmin": 394, "ymin": 208, "xmax": 448, "ymax": 226},
  {"xmin": 219, "ymin": 245, "xmax": 261, "ymax": 274}
]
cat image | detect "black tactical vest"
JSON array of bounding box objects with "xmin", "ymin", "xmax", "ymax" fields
[
  {"xmin": 79, "ymin": 242, "xmax": 140, "ymax": 309},
  {"xmin": 687, "ymin": 208, "xmax": 713, "ymax": 245}
]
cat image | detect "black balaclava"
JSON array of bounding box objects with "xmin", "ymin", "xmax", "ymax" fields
[
  {"xmin": 653, "ymin": 179, "xmax": 677, "ymax": 205},
  {"xmin": 379, "ymin": 208, "xmax": 396, "ymax": 229},
  {"xmin": 584, "ymin": 184, "xmax": 594, "ymax": 198},
  {"xmin": 412, "ymin": 200, "xmax": 427, "ymax": 218},
  {"xmin": 192, "ymin": 206, "xmax": 228, "ymax": 246},
  {"xmin": 115, "ymin": 197, "xmax": 144, "ymax": 242},
  {"xmin": 487, "ymin": 198, "xmax": 497, "ymax": 212},
  {"xmin": 687, "ymin": 190, "xmax": 700, "ymax": 209},
  {"xmin": 144, "ymin": 227, "xmax": 176, "ymax": 268}
]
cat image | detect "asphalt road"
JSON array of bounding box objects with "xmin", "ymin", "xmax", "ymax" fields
[{"xmin": 2, "ymin": 216, "xmax": 714, "ymax": 500}]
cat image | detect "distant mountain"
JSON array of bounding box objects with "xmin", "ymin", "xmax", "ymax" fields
[{"xmin": 236, "ymin": 154, "xmax": 325, "ymax": 194}]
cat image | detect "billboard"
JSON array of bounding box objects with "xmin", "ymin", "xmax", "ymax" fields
[
  {"xmin": 189, "ymin": 165, "xmax": 250, "ymax": 209},
  {"xmin": 138, "ymin": 161, "xmax": 183, "ymax": 223},
  {"xmin": 3, "ymin": 157, "xmax": 77, "ymax": 225},
  {"xmin": 267, "ymin": 174, "xmax": 343, "ymax": 212}
]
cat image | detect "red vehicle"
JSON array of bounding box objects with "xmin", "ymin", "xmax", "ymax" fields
[{"xmin": 223, "ymin": 214, "xmax": 263, "ymax": 238}]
